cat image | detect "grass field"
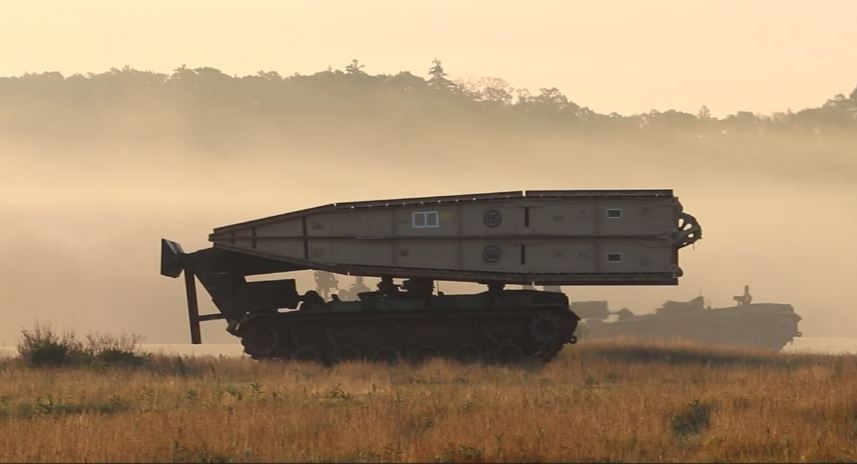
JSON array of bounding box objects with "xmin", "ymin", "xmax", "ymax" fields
[{"xmin": 1, "ymin": 339, "xmax": 855, "ymax": 462}]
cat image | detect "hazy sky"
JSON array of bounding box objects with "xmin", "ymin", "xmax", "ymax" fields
[{"xmin": 1, "ymin": 0, "xmax": 856, "ymax": 116}]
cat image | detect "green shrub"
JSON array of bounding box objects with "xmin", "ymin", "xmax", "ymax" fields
[
  {"xmin": 17, "ymin": 324, "xmax": 146, "ymax": 368},
  {"xmin": 15, "ymin": 394, "xmax": 130, "ymax": 418},
  {"xmin": 17, "ymin": 325, "xmax": 84, "ymax": 367},
  {"xmin": 171, "ymin": 440, "xmax": 236, "ymax": 463},
  {"xmin": 85, "ymin": 333, "xmax": 146, "ymax": 367},
  {"xmin": 670, "ymin": 399, "xmax": 714, "ymax": 439},
  {"xmin": 435, "ymin": 445, "xmax": 483, "ymax": 463}
]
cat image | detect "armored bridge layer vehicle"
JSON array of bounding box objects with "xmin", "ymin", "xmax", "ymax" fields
[{"xmin": 161, "ymin": 190, "xmax": 701, "ymax": 363}]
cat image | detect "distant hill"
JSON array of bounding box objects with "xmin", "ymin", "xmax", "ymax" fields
[{"xmin": 1, "ymin": 61, "xmax": 855, "ymax": 149}]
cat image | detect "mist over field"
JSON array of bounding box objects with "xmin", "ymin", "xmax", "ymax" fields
[{"xmin": 1, "ymin": 65, "xmax": 855, "ymax": 343}]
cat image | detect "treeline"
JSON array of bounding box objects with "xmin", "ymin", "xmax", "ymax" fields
[{"xmin": 2, "ymin": 59, "xmax": 856, "ymax": 146}]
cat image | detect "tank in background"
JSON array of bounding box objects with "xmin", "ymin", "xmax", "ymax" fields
[{"xmin": 574, "ymin": 286, "xmax": 801, "ymax": 350}]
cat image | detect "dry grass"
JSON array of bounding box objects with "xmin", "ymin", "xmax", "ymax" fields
[{"xmin": 0, "ymin": 340, "xmax": 855, "ymax": 462}]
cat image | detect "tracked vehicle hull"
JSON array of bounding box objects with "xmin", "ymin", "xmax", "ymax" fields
[{"xmin": 239, "ymin": 301, "xmax": 578, "ymax": 364}]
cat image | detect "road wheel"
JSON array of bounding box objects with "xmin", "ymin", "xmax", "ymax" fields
[
  {"xmin": 242, "ymin": 325, "xmax": 279, "ymax": 358},
  {"xmin": 454, "ymin": 344, "xmax": 483, "ymax": 364},
  {"xmin": 529, "ymin": 312, "xmax": 562, "ymax": 345},
  {"xmin": 372, "ymin": 346, "xmax": 401, "ymax": 365},
  {"xmin": 294, "ymin": 346, "xmax": 322, "ymax": 363},
  {"xmin": 413, "ymin": 345, "xmax": 442, "ymax": 363},
  {"xmin": 494, "ymin": 343, "xmax": 524, "ymax": 364},
  {"xmin": 334, "ymin": 346, "xmax": 363, "ymax": 363}
]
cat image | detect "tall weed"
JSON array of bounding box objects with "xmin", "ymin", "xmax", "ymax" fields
[{"xmin": 17, "ymin": 324, "xmax": 145, "ymax": 368}]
